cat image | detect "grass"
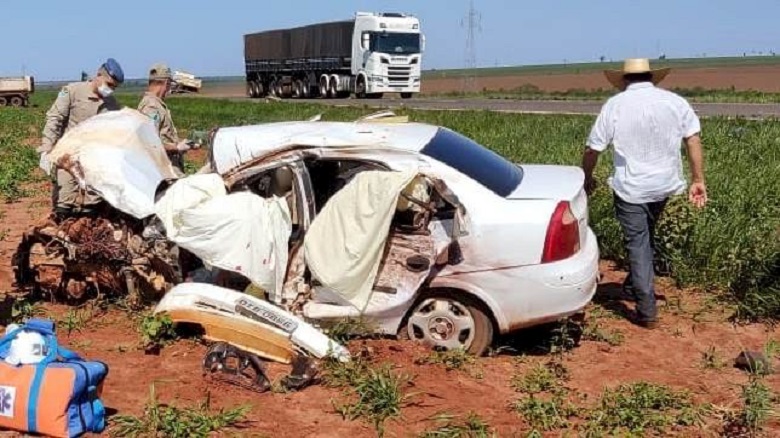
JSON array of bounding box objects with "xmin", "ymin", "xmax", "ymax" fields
[
  {"xmin": 138, "ymin": 312, "xmax": 177, "ymax": 353},
  {"xmin": 424, "ymin": 84, "xmax": 780, "ymax": 104},
  {"xmin": 323, "ymin": 317, "xmax": 379, "ymax": 344},
  {"xmin": 423, "ymin": 55, "xmax": 780, "ymax": 79},
  {"xmin": 323, "ymin": 356, "xmax": 415, "ymax": 436},
  {"xmin": 419, "ymin": 412, "xmax": 495, "ymax": 438},
  {"xmin": 6, "ymin": 91, "xmax": 780, "ymax": 322},
  {"xmin": 582, "ymin": 322, "xmax": 624, "ymax": 347},
  {"xmin": 110, "ymin": 385, "xmax": 249, "ymax": 438},
  {"xmin": 511, "ymin": 362, "xmax": 568, "ymax": 396},
  {"xmin": 583, "ymin": 382, "xmax": 707, "ymax": 436},
  {"xmin": 701, "ymin": 346, "xmax": 726, "ymax": 370},
  {"xmin": 415, "ymin": 347, "xmax": 476, "ymax": 371}
]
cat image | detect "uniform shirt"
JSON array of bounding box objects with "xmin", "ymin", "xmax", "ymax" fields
[
  {"xmin": 137, "ymin": 92, "xmax": 179, "ymax": 144},
  {"xmin": 587, "ymin": 82, "xmax": 701, "ymax": 204},
  {"xmin": 40, "ymin": 81, "xmax": 120, "ymax": 152}
]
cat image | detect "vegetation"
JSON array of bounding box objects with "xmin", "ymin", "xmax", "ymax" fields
[
  {"xmin": 423, "ymin": 55, "xmax": 780, "ymax": 79},
  {"xmin": 138, "ymin": 312, "xmax": 177, "ymax": 353},
  {"xmin": 323, "ymin": 355, "xmax": 415, "ymax": 436},
  {"xmin": 419, "ymin": 412, "xmax": 496, "ymax": 438},
  {"xmin": 424, "ymin": 84, "xmax": 780, "ymax": 104},
  {"xmin": 111, "ymin": 385, "xmax": 249, "ymax": 437}
]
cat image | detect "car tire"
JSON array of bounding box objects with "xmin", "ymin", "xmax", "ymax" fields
[{"xmin": 402, "ymin": 293, "xmax": 494, "ymax": 356}]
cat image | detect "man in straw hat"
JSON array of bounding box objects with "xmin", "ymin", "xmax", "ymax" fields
[{"xmin": 582, "ymin": 58, "xmax": 707, "ymax": 329}]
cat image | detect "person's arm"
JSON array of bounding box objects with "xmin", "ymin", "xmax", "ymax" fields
[
  {"xmin": 40, "ymin": 87, "xmax": 71, "ymax": 153},
  {"xmin": 681, "ymin": 102, "xmax": 707, "ymax": 208},
  {"xmin": 582, "ymin": 102, "xmax": 612, "ymax": 195},
  {"xmin": 582, "ymin": 148, "xmax": 600, "ymax": 195},
  {"xmin": 138, "ymin": 104, "xmax": 190, "ymax": 153},
  {"xmin": 684, "ymin": 134, "xmax": 707, "ymax": 208}
]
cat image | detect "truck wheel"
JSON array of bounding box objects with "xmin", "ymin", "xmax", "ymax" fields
[
  {"xmin": 10, "ymin": 96, "xmax": 24, "ymax": 107},
  {"xmin": 269, "ymin": 80, "xmax": 278, "ymax": 97},
  {"xmin": 355, "ymin": 76, "xmax": 367, "ymax": 98},
  {"xmin": 403, "ymin": 293, "xmax": 494, "ymax": 356},
  {"xmin": 247, "ymin": 82, "xmax": 255, "ymax": 98},
  {"xmin": 319, "ymin": 76, "xmax": 329, "ymax": 98},
  {"xmin": 302, "ymin": 79, "xmax": 311, "ymax": 98},
  {"xmin": 276, "ymin": 81, "xmax": 286, "ymax": 98},
  {"xmin": 256, "ymin": 82, "xmax": 265, "ymax": 97},
  {"xmin": 0, "ymin": 97, "xmax": 7, "ymax": 106},
  {"xmin": 401, "ymin": 93, "xmax": 413, "ymax": 99},
  {"xmin": 329, "ymin": 77, "xmax": 339, "ymax": 98},
  {"xmin": 293, "ymin": 80, "xmax": 304, "ymax": 98}
]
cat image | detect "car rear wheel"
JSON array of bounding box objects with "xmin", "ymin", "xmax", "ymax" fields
[{"xmin": 405, "ymin": 294, "xmax": 493, "ymax": 355}]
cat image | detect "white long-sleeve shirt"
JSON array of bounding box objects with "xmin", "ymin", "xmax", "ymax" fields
[{"xmin": 587, "ymin": 82, "xmax": 701, "ymax": 204}]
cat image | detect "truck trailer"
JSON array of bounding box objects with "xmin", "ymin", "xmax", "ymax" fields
[
  {"xmin": 0, "ymin": 76, "xmax": 34, "ymax": 107},
  {"xmin": 244, "ymin": 12, "xmax": 423, "ymax": 99}
]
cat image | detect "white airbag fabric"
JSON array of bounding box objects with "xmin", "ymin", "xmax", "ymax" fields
[
  {"xmin": 48, "ymin": 108, "xmax": 178, "ymax": 219},
  {"xmin": 304, "ymin": 170, "xmax": 417, "ymax": 311},
  {"xmin": 155, "ymin": 174, "xmax": 292, "ymax": 298}
]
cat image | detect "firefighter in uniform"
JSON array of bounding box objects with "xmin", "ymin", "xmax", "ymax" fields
[
  {"xmin": 137, "ymin": 63, "xmax": 192, "ymax": 175},
  {"xmin": 39, "ymin": 58, "xmax": 125, "ymax": 214}
]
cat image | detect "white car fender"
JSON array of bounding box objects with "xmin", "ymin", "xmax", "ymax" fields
[{"xmin": 427, "ymin": 276, "xmax": 509, "ymax": 332}]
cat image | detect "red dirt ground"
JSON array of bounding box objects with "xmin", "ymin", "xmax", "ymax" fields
[
  {"xmin": 200, "ymin": 64, "xmax": 780, "ymax": 98},
  {"xmin": 421, "ymin": 65, "xmax": 780, "ymax": 93},
  {"xmin": 1, "ymin": 190, "xmax": 778, "ymax": 437}
]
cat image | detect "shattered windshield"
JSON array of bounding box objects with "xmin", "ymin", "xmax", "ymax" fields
[
  {"xmin": 371, "ymin": 32, "xmax": 421, "ymax": 55},
  {"xmin": 421, "ymin": 128, "xmax": 523, "ymax": 197}
]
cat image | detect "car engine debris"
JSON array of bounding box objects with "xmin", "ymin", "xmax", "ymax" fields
[{"xmin": 13, "ymin": 210, "xmax": 181, "ymax": 303}]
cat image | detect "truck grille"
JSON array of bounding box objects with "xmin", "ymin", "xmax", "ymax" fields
[{"xmin": 387, "ymin": 66, "xmax": 411, "ymax": 85}]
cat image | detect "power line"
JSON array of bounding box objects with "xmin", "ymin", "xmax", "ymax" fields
[{"xmin": 460, "ymin": 0, "xmax": 481, "ymax": 94}]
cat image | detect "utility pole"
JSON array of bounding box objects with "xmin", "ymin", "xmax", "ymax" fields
[{"xmin": 461, "ymin": 0, "xmax": 481, "ymax": 94}]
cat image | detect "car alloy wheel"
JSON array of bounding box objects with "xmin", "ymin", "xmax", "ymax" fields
[{"xmin": 406, "ymin": 296, "xmax": 492, "ymax": 354}]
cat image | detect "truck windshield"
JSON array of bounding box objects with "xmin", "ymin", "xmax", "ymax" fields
[
  {"xmin": 420, "ymin": 128, "xmax": 523, "ymax": 197},
  {"xmin": 371, "ymin": 32, "xmax": 420, "ymax": 55}
]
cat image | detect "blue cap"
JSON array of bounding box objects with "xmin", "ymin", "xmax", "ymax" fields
[{"xmin": 101, "ymin": 58, "xmax": 124, "ymax": 84}]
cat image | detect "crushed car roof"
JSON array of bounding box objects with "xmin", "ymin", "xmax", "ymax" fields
[{"xmin": 211, "ymin": 121, "xmax": 439, "ymax": 174}]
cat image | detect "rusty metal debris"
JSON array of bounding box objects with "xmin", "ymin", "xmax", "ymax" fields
[{"xmin": 13, "ymin": 211, "xmax": 180, "ymax": 303}]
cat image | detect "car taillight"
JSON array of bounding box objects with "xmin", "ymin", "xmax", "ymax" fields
[{"xmin": 541, "ymin": 201, "xmax": 580, "ymax": 263}]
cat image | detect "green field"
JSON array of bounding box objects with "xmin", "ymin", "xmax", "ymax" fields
[
  {"xmin": 2, "ymin": 91, "xmax": 778, "ymax": 321},
  {"xmin": 423, "ymin": 55, "xmax": 780, "ymax": 79},
  {"xmin": 423, "ymin": 85, "xmax": 780, "ymax": 104}
]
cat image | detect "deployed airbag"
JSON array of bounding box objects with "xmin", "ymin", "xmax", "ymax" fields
[
  {"xmin": 304, "ymin": 170, "xmax": 418, "ymax": 311},
  {"xmin": 47, "ymin": 108, "xmax": 178, "ymax": 219},
  {"xmin": 154, "ymin": 174, "xmax": 292, "ymax": 298}
]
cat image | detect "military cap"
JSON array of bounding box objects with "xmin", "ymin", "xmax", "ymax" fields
[
  {"xmin": 149, "ymin": 63, "xmax": 172, "ymax": 81},
  {"xmin": 101, "ymin": 58, "xmax": 124, "ymax": 83}
]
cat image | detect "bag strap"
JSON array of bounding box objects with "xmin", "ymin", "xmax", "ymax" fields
[{"xmin": 27, "ymin": 331, "xmax": 60, "ymax": 434}]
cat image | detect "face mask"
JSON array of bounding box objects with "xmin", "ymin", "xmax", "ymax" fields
[{"xmin": 97, "ymin": 82, "xmax": 114, "ymax": 98}]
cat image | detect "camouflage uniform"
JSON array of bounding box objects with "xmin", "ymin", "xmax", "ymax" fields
[
  {"xmin": 41, "ymin": 81, "xmax": 121, "ymax": 211},
  {"xmin": 137, "ymin": 92, "xmax": 184, "ymax": 174}
]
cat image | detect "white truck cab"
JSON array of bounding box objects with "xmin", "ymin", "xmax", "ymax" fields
[{"xmin": 352, "ymin": 12, "xmax": 424, "ymax": 98}]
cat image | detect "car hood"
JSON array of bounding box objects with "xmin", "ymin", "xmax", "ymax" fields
[{"xmin": 506, "ymin": 165, "xmax": 584, "ymax": 201}]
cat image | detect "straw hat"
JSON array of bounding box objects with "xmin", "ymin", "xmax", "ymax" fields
[{"xmin": 604, "ymin": 58, "xmax": 670, "ymax": 90}]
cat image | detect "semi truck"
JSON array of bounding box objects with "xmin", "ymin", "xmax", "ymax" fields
[
  {"xmin": 0, "ymin": 76, "xmax": 34, "ymax": 107},
  {"xmin": 244, "ymin": 12, "xmax": 423, "ymax": 99}
]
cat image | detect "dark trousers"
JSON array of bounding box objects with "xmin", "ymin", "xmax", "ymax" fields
[{"xmin": 613, "ymin": 193, "xmax": 668, "ymax": 321}]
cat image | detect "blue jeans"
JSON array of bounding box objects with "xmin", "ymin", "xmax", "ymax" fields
[{"xmin": 613, "ymin": 193, "xmax": 668, "ymax": 321}]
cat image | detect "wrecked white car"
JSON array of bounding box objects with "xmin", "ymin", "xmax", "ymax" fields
[
  {"xmin": 14, "ymin": 110, "xmax": 599, "ymax": 367},
  {"xmin": 167, "ymin": 115, "xmax": 600, "ymax": 356}
]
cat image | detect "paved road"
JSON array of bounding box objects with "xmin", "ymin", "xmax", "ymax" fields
[{"xmin": 241, "ymin": 96, "xmax": 780, "ymax": 119}]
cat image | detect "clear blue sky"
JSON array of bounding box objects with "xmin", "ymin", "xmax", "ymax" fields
[{"xmin": 2, "ymin": 0, "xmax": 778, "ymax": 81}]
